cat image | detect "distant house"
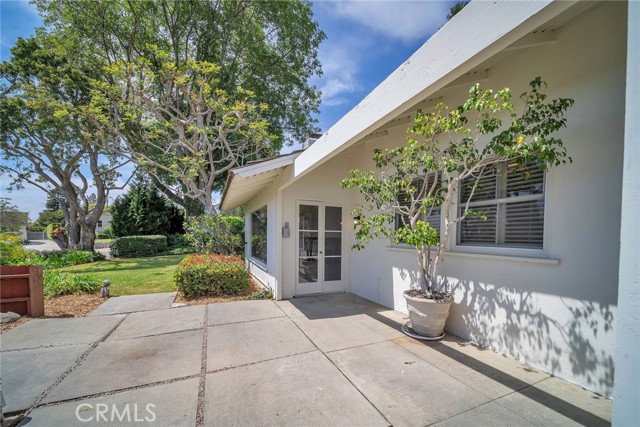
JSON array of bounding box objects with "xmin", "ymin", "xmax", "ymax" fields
[
  {"xmin": 0, "ymin": 210, "xmax": 29, "ymax": 240},
  {"xmin": 220, "ymin": 1, "xmax": 639, "ymax": 416},
  {"xmin": 97, "ymin": 211, "xmax": 112, "ymax": 232}
]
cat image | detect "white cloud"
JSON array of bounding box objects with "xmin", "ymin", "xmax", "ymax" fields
[
  {"xmin": 314, "ymin": 35, "xmax": 366, "ymax": 108},
  {"xmin": 324, "ymin": 0, "xmax": 451, "ymax": 43}
]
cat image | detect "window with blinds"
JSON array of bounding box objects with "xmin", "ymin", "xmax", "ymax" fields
[
  {"xmin": 458, "ymin": 162, "xmax": 545, "ymax": 248},
  {"xmin": 395, "ymin": 175, "xmax": 441, "ymax": 238}
]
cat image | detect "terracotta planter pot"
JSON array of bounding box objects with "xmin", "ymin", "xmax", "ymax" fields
[{"xmin": 403, "ymin": 290, "xmax": 452, "ymax": 338}]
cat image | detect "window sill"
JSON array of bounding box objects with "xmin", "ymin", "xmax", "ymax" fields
[
  {"xmin": 446, "ymin": 251, "xmax": 559, "ymax": 265},
  {"xmin": 247, "ymin": 258, "xmax": 268, "ymax": 271},
  {"xmin": 386, "ymin": 245, "xmax": 559, "ymax": 265}
]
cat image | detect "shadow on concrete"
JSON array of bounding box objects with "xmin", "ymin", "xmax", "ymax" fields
[
  {"xmin": 418, "ymin": 338, "xmax": 610, "ymax": 427},
  {"xmin": 289, "ymin": 292, "xmax": 610, "ymax": 426}
]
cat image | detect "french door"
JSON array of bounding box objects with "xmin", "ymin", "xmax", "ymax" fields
[{"xmin": 296, "ymin": 201, "xmax": 344, "ymax": 295}]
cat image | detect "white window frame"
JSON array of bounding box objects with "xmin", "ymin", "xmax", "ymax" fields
[
  {"xmin": 249, "ymin": 205, "xmax": 268, "ymax": 266},
  {"xmin": 451, "ymin": 163, "xmax": 550, "ymax": 258}
]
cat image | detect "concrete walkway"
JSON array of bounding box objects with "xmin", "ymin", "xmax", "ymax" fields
[{"xmin": 1, "ymin": 294, "xmax": 611, "ymax": 426}]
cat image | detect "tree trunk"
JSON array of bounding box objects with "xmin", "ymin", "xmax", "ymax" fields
[
  {"xmin": 67, "ymin": 216, "xmax": 81, "ymax": 249},
  {"xmin": 52, "ymin": 233, "xmax": 69, "ymax": 250},
  {"xmin": 79, "ymin": 224, "xmax": 96, "ymax": 251}
]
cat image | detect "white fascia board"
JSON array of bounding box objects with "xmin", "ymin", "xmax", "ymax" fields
[
  {"xmin": 234, "ymin": 152, "xmax": 301, "ymax": 179},
  {"xmin": 293, "ymin": 0, "xmax": 576, "ymax": 180},
  {"xmin": 221, "ymin": 152, "xmax": 301, "ymax": 211}
]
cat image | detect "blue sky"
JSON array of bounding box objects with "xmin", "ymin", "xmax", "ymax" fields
[{"xmin": 1, "ymin": 0, "xmax": 454, "ymax": 219}]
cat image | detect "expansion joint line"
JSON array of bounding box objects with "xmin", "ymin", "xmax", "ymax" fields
[
  {"xmin": 273, "ymin": 303, "xmax": 393, "ymax": 427},
  {"xmin": 12, "ymin": 314, "xmax": 128, "ymax": 423},
  {"xmin": 195, "ymin": 305, "xmax": 209, "ymax": 427}
]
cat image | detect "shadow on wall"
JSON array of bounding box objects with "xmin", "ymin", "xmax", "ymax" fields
[
  {"xmin": 396, "ymin": 265, "xmax": 615, "ymax": 395},
  {"xmin": 449, "ymin": 277, "xmax": 615, "ymax": 396}
]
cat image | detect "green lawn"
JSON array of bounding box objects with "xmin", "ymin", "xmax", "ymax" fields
[{"xmin": 59, "ymin": 254, "xmax": 186, "ymax": 296}]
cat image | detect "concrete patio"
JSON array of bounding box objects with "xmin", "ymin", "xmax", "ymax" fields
[{"xmin": 1, "ymin": 293, "xmax": 611, "ymax": 426}]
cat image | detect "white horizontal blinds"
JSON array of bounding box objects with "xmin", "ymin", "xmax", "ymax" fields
[
  {"xmin": 458, "ymin": 162, "xmax": 545, "ymax": 248},
  {"xmin": 503, "ymin": 162, "xmax": 545, "ymax": 247},
  {"xmin": 504, "ymin": 200, "xmax": 544, "ymax": 246},
  {"xmin": 459, "ymin": 205, "xmax": 497, "ymax": 244},
  {"xmin": 460, "ymin": 171, "xmax": 498, "ymax": 203},
  {"xmin": 395, "ymin": 175, "xmax": 441, "ymax": 237}
]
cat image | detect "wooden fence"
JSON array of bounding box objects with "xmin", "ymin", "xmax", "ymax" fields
[{"xmin": 0, "ymin": 265, "xmax": 45, "ymax": 317}]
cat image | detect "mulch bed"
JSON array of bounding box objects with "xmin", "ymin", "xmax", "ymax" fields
[{"xmin": 0, "ymin": 292, "xmax": 106, "ymax": 333}]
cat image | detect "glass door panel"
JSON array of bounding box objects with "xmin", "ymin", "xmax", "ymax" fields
[
  {"xmin": 325, "ymin": 206, "xmax": 342, "ymax": 231},
  {"xmin": 324, "ymin": 257, "xmax": 341, "ymax": 281},
  {"xmin": 323, "ymin": 206, "xmax": 342, "ymax": 284},
  {"xmin": 298, "ymin": 258, "xmax": 318, "ymax": 283},
  {"xmin": 298, "ymin": 204, "xmax": 319, "ymax": 286},
  {"xmin": 299, "ymin": 204, "xmax": 319, "ymax": 230}
]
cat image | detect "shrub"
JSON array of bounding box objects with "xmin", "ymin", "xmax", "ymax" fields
[
  {"xmin": 0, "ymin": 233, "xmax": 28, "ymax": 264},
  {"xmin": 110, "ymin": 235, "xmax": 168, "ymax": 258},
  {"xmin": 97, "ymin": 226, "xmax": 113, "ymax": 239},
  {"xmin": 167, "ymin": 234, "xmax": 190, "ymax": 248},
  {"xmin": 174, "ymin": 254, "xmax": 249, "ymax": 298},
  {"xmin": 165, "ymin": 246, "xmax": 196, "ymax": 255},
  {"xmin": 184, "ymin": 215, "xmax": 244, "ymax": 255},
  {"xmin": 4, "ymin": 249, "xmax": 104, "ymax": 268},
  {"xmin": 244, "ymin": 289, "xmax": 273, "ymax": 300},
  {"xmin": 43, "ymin": 270, "xmax": 100, "ymax": 297}
]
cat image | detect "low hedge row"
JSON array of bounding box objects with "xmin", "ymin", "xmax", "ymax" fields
[
  {"xmin": 174, "ymin": 254, "xmax": 249, "ymax": 298},
  {"xmin": 110, "ymin": 235, "xmax": 167, "ymax": 258}
]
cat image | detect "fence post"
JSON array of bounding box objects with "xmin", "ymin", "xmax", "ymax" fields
[{"xmin": 28, "ymin": 265, "xmax": 44, "ymax": 317}]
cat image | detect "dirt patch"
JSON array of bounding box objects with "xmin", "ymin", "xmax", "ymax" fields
[
  {"xmin": 1, "ymin": 292, "xmax": 106, "ymax": 334},
  {"xmin": 44, "ymin": 292, "xmax": 106, "ymax": 317},
  {"xmin": 175, "ymin": 278, "xmax": 265, "ymax": 306}
]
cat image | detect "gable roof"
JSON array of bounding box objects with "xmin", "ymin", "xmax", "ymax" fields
[{"xmin": 220, "ymin": 151, "xmax": 303, "ymax": 211}]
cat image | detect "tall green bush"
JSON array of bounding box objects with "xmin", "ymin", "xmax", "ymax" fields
[
  {"xmin": 110, "ymin": 183, "xmax": 184, "ymax": 237},
  {"xmin": 184, "ymin": 215, "xmax": 244, "ymax": 255},
  {"xmin": 110, "ymin": 235, "xmax": 168, "ymax": 258}
]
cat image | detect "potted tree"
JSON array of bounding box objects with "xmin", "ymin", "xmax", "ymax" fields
[{"xmin": 341, "ymin": 78, "xmax": 573, "ymax": 339}]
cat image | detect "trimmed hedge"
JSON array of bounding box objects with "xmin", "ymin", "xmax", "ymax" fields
[
  {"xmin": 174, "ymin": 254, "xmax": 249, "ymax": 298},
  {"xmin": 110, "ymin": 235, "xmax": 167, "ymax": 258}
]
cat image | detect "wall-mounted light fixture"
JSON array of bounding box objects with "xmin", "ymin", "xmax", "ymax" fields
[
  {"xmin": 353, "ymin": 215, "xmax": 361, "ymax": 226},
  {"xmin": 282, "ymin": 222, "xmax": 290, "ymax": 238}
]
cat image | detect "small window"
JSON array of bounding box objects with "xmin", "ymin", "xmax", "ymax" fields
[
  {"xmin": 250, "ymin": 206, "xmax": 268, "ymax": 263},
  {"xmin": 97, "ymin": 220, "xmax": 103, "ymax": 228},
  {"xmin": 395, "ymin": 175, "xmax": 441, "ymax": 239},
  {"xmin": 458, "ymin": 162, "xmax": 545, "ymax": 248}
]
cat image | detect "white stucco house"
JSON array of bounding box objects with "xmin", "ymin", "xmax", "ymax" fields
[
  {"xmin": 220, "ymin": 1, "xmax": 638, "ymax": 423},
  {"xmin": 96, "ymin": 211, "xmax": 112, "ymax": 232}
]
